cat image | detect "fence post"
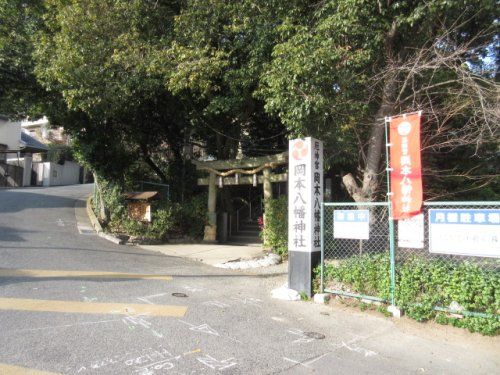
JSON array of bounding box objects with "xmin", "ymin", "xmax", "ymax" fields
[
  {"xmin": 384, "ymin": 117, "xmax": 397, "ymax": 307},
  {"xmin": 320, "ymin": 203, "xmax": 325, "ymax": 293}
]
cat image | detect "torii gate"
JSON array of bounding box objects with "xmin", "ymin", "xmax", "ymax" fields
[{"xmin": 194, "ymin": 151, "xmax": 288, "ymax": 242}]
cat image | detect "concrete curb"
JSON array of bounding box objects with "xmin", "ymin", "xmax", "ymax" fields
[
  {"xmin": 214, "ymin": 252, "xmax": 281, "ymax": 269},
  {"xmin": 86, "ymin": 196, "xmax": 102, "ymax": 233},
  {"xmin": 86, "ymin": 196, "xmax": 126, "ymax": 245}
]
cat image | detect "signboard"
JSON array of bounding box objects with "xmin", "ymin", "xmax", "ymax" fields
[
  {"xmin": 398, "ymin": 213, "xmax": 424, "ymax": 248},
  {"xmin": 128, "ymin": 202, "xmax": 152, "ymax": 222},
  {"xmin": 333, "ymin": 210, "xmax": 369, "ymax": 240},
  {"xmin": 288, "ymin": 137, "xmax": 323, "ymax": 252},
  {"xmin": 388, "ymin": 113, "xmax": 423, "ymax": 220},
  {"xmin": 429, "ymin": 209, "xmax": 500, "ymax": 258}
]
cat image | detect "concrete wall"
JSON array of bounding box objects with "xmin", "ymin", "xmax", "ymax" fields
[
  {"xmin": 0, "ymin": 162, "xmax": 23, "ymax": 187},
  {"xmin": 40, "ymin": 161, "xmax": 81, "ymax": 187},
  {"xmin": 7, "ymin": 156, "xmax": 32, "ymax": 186}
]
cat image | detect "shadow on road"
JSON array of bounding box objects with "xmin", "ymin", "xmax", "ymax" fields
[
  {"xmin": 0, "ymin": 190, "xmax": 77, "ymax": 214},
  {"xmin": 0, "ymin": 245, "xmax": 173, "ymax": 257},
  {"xmin": 0, "ymin": 226, "xmax": 35, "ymax": 242},
  {"xmin": 0, "ymin": 271, "xmax": 287, "ymax": 288}
]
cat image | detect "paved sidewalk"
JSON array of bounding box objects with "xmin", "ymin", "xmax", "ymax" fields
[
  {"xmin": 138, "ymin": 243, "xmax": 267, "ymax": 266},
  {"xmin": 79, "ymin": 193, "xmax": 269, "ymax": 267}
]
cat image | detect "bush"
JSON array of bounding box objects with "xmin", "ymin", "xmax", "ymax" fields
[
  {"xmin": 176, "ymin": 193, "xmax": 207, "ymax": 239},
  {"xmin": 115, "ymin": 194, "xmax": 207, "ymax": 241},
  {"xmin": 95, "ymin": 177, "xmax": 207, "ymax": 241},
  {"xmin": 121, "ymin": 201, "xmax": 177, "ymax": 240},
  {"xmin": 319, "ymin": 253, "xmax": 391, "ymax": 301},
  {"xmin": 43, "ymin": 144, "xmax": 74, "ymax": 164},
  {"xmin": 261, "ymin": 196, "xmax": 288, "ymax": 256},
  {"xmin": 316, "ymin": 255, "xmax": 500, "ymax": 335}
]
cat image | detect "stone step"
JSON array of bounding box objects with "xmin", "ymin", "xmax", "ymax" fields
[
  {"xmin": 239, "ymin": 223, "xmax": 260, "ymax": 230},
  {"xmin": 230, "ymin": 232, "xmax": 261, "ymax": 239},
  {"xmin": 234, "ymin": 229, "xmax": 260, "ymax": 235},
  {"xmin": 225, "ymin": 241, "xmax": 262, "ymax": 247},
  {"xmin": 228, "ymin": 237, "xmax": 262, "ymax": 244}
]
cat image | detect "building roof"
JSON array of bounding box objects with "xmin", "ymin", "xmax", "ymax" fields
[
  {"xmin": 20, "ymin": 132, "xmax": 49, "ymax": 153},
  {"xmin": 123, "ymin": 191, "xmax": 159, "ymax": 201}
]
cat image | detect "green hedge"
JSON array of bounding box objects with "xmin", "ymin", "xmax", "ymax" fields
[
  {"xmin": 262, "ymin": 196, "xmax": 288, "ymax": 256},
  {"xmin": 94, "ymin": 182, "xmax": 207, "ymax": 241},
  {"xmin": 120, "ymin": 195, "xmax": 207, "ymax": 241},
  {"xmin": 315, "ymin": 255, "xmax": 500, "ymax": 335},
  {"xmin": 319, "ymin": 253, "xmax": 391, "ymax": 300}
]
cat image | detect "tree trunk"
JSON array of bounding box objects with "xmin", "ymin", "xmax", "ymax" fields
[
  {"xmin": 342, "ymin": 72, "xmax": 398, "ymax": 201},
  {"xmin": 342, "ymin": 21, "xmax": 399, "ymax": 202},
  {"xmin": 140, "ymin": 145, "xmax": 168, "ymax": 183},
  {"xmin": 93, "ymin": 172, "xmax": 109, "ymax": 223}
]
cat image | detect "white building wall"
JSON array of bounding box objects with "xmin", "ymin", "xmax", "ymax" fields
[
  {"xmin": 33, "ymin": 162, "xmax": 44, "ymax": 186},
  {"xmin": 41, "ymin": 161, "xmax": 81, "ymax": 186},
  {"xmin": 0, "ymin": 118, "xmax": 22, "ymax": 158}
]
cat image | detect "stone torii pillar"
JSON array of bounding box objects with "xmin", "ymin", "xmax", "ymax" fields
[
  {"xmin": 262, "ymin": 167, "xmax": 273, "ymax": 246},
  {"xmin": 203, "ymin": 172, "xmax": 217, "ymax": 242},
  {"xmin": 196, "ymin": 152, "xmax": 288, "ymax": 242},
  {"xmin": 263, "ymin": 167, "xmax": 272, "ymax": 201}
]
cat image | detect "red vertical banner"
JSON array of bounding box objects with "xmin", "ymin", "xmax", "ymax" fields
[{"xmin": 389, "ymin": 112, "xmax": 423, "ymax": 220}]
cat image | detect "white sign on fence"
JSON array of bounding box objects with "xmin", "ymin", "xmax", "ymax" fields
[
  {"xmin": 288, "ymin": 137, "xmax": 323, "ymax": 252},
  {"xmin": 398, "ymin": 213, "xmax": 424, "ymax": 249},
  {"xmin": 333, "ymin": 210, "xmax": 370, "ymax": 240},
  {"xmin": 429, "ymin": 209, "xmax": 500, "ymax": 258}
]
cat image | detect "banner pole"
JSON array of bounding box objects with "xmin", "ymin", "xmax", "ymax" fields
[
  {"xmin": 384, "ymin": 117, "xmax": 396, "ymax": 307},
  {"xmin": 320, "ymin": 202, "xmax": 324, "ymax": 293}
]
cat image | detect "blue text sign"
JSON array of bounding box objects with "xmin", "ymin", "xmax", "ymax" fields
[
  {"xmin": 429, "ymin": 209, "xmax": 500, "ymax": 258},
  {"xmin": 333, "ymin": 210, "xmax": 370, "ymax": 240}
]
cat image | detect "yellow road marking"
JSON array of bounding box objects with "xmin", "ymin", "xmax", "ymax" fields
[
  {"xmin": 183, "ymin": 348, "xmax": 202, "ymax": 356},
  {"xmin": 0, "ymin": 298, "xmax": 187, "ymax": 317},
  {"xmin": 0, "ymin": 363, "xmax": 60, "ymax": 375},
  {"xmin": 0, "ymin": 269, "xmax": 172, "ymax": 281}
]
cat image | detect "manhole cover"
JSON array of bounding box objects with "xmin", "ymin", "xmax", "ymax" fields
[
  {"xmin": 304, "ymin": 332, "xmax": 325, "ymax": 340},
  {"xmin": 172, "ymin": 293, "xmax": 188, "ymax": 298}
]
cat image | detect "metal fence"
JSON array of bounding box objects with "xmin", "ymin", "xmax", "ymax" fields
[
  {"xmin": 321, "ymin": 202, "xmax": 391, "ymax": 303},
  {"xmin": 137, "ymin": 180, "xmax": 170, "ymax": 201},
  {"xmin": 321, "ymin": 201, "xmax": 500, "ymax": 316}
]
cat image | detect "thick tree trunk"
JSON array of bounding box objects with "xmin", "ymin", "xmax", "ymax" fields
[
  {"xmin": 342, "ymin": 22, "xmax": 399, "ymax": 202},
  {"xmin": 342, "ymin": 72, "xmax": 398, "ymax": 201}
]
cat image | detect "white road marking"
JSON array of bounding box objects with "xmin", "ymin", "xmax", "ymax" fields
[{"xmin": 6, "ymin": 318, "xmax": 122, "ymax": 333}]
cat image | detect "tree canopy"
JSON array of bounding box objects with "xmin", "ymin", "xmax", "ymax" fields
[
  {"xmin": 0, "ymin": 0, "xmax": 497, "ymax": 200},
  {"xmin": 259, "ymin": 0, "xmax": 498, "ymax": 200},
  {"xmin": 0, "ymin": 0, "xmax": 46, "ymax": 117}
]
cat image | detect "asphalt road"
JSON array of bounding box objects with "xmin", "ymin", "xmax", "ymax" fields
[{"xmin": 0, "ymin": 185, "xmax": 498, "ymax": 375}]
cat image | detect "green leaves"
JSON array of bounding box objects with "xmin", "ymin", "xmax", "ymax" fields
[
  {"xmin": 167, "ymin": 42, "xmax": 229, "ymax": 97},
  {"xmin": 3, "ymin": 0, "xmax": 497, "ymax": 201},
  {"xmin": 319, "ymin": 255, "xmax": 499, "ymax": 335},
  {"xmin": 262, "ymin": 196, "xmax": 288, "ymax": 256},
  {"xmin": 109, "ymin": 194, "xmax": 207, "ymax": 241},
  {"xmin": 35, "ymin": 0, "xmax": 174, "ymax": 116},
  {"xmin": 0, "ymin": 0, "xmax": 46, "ymax": 118}
]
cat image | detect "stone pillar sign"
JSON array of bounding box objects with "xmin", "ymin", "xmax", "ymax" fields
[
  {"xmin": 203, "ymin": 172, "xmax": 217, "ymax": 242},
  {"xmin": 288, "ymin": 137, "xmax": 323, "ymax": 296},
  {"xmin": 22, "ymin": 153, "xmax": 33, "ymax": 187}
]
